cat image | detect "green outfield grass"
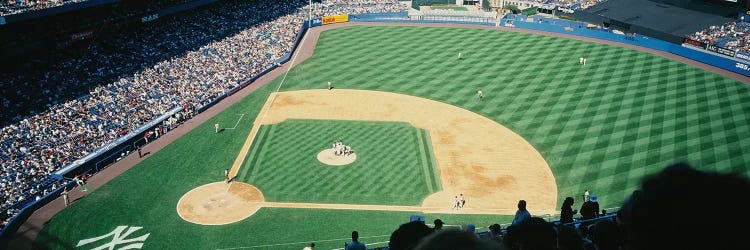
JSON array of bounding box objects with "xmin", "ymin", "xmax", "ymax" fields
[
  {"xmin": 237, "ymin": 119, "xmax": 440, "ymax": 205},
  {"xmin": 37, "ymin": 25, "xmax": 750, "ymax": 249}
]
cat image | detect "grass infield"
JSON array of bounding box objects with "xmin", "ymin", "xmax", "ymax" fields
[
  {"xmin": 238, "ymin": 119, "xmax": 440, "ymax": 205},
  {"xmin": 37, "ymin": 25, "xmax": 750, "ymax": 250}
]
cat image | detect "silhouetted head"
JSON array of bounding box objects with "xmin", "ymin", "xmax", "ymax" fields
[
  {"xmin": 591, "ymin": 219, "xmax": 620, "ymax": 250},
  {"xmin": 516, "ymin": 217, "xmax": 556, "ymax": 250},
  {"xmin": 620, "ymin": 162, "xmax": 750, "ymax": 250},
  {"xmin": 562, "ymin": 197, "xmax": 575, "ymax": 208},
  {"xmin": 352, "ymin": 231, "xmax": 359, "ymax": 241},
  {"xmin": 433, "ymin": 219, "xmax": 444, "ymax": 230},
  {"xmin": 517, "ymin": 200, "xmax": 527, "ymax": 210},
  {"xmin": 414, "ymin": 230, "xmax": 502, "ymax": 250},
  {"xmin": 389, "ymin": 221, "xmax": 432, "ymax": 250}
]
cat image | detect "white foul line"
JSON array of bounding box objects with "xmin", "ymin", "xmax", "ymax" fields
[{"xmin": 224, "ymin": 113, "xmax": 246, "ymax": 130}]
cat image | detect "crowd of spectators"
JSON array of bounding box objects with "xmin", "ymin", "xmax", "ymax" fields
[
  {"xmin": 1, "ymin": 0, "xmax": 89, "ymax": 16},
  {"xmin": 497, "ymin": 0, "xmax": 605, "ymax": 10},
  {"xmin": 1, "ymin": 0, "xmax": 406, "ymax": 229},
  {"xmin": 688, "ymin": 21, "xmax": 750, "ymax": 53}
]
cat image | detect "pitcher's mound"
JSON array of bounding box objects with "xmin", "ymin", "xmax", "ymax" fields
[
  {"xmin": 177, "ymin": 181, "xmax": 264, "ymax": 225},
  {"xmin": 316, "ymin": 149, "xmax": 357, "ymax": 166}
]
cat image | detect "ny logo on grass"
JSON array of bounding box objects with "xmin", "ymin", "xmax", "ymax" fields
[{"xmin": 76, "ymin": 225, "xmax": 150, "ymax": 250}]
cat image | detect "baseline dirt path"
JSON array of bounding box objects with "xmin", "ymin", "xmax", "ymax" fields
[
  {"xmin": 177, "ymin": 89, "xmax": 556, "ymax": 225},
  {"xmin": 12, "ymin": 21, "xmax": 749, "ymax": 249}
]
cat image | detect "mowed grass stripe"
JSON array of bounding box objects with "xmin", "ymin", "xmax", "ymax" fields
[
  {"xmin": 248, "ymin": 124, "xmax": 277, "ymax": 183},
  {"xmin": 238, "ymin": 125, "xmax": 271, "ymax": 181},
  {"xmin": 414, "ymin": 127, "xmax": 434, "ymax": 193},
  {"xmin": 418, "ymin": 128, "xmax": 441, "ymax": 191}
]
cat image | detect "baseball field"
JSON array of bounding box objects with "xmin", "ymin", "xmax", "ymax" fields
[{"xmin": 31, "ymin": 23, "xmax": 750, "ymax": 250}]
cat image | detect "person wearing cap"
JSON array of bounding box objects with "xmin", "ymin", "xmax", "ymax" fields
[
  {"xmin": 432, "ymin": 219, "xmax": 444, "ymax": 232},
  {"xmin": 580, "ymin": 194, "xmax": 600, "ymax": 220}
]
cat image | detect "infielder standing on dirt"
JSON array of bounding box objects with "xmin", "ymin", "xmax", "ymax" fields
[{"xmin": 459, "ymin": 193, "xmax": 465, "ymax": 208}]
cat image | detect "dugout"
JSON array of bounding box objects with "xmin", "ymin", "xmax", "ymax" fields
[{"xmin": 574, "ymin": 0, "xmax": 734, "ymax": 44}]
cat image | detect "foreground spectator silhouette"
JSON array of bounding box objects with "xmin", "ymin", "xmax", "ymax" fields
[
  {"xmin": 560, "ymin": 197, "xmax": 577, "ymax": 224},
  {"xmin": 511, "ymin": 200, "xmax": 531, "ymax": 225},
  {"xmin": 618, "ymin": 162, "xmax": 750, "ymax": 250},
  {"xmin": 345, "ymin": 231, "xmax": 366, "ymax": 250},
  {"xmin": 432, "ymin": 219, "xmax": 444, "ymax": 232},
  {"xmin": 556, "ymin": 225, "xmax": 583, "ymax": 250},
  {"xmin": 590, "ymin": 220, "xmax": 620, "ymax": 250},
  {"xmin": 504, "ymin": 217, "xmax": 556, "ymax": 250},
  {"xmin": 486, "ymin": 223, "xmax": 502, "ymax": 242},
  {"xmin": 414, "ymin": 229, "xmax": 504, "ymax": 250},
  {"xmin": 389, "ymin": 221, "xmax": 432, "ymax": 250},
  {"xmin": 579, "ymin": 194, "xmax": 599, "ymax": 220}
]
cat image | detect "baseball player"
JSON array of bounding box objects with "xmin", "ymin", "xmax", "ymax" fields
[
  {"xmin": 583, "ymin": 57, "xmax": 587, "ymax": 65},
  {"xmin": 459, "ymin": 193, "xmax": 465, "ymax": 208},
  {"xmin": 215, "ymin": 122, "xmax": 220, "ymax": 133},
  {"xmin": 74, "ymin": 175, "xmax": 85, "ymax": 190},
  {"xmin": 327, "ymin": 81, "xmax": 332, "ymax": 90},
  {"xmin": 458, "ymin": 52, "xmax": 462, "ymax": 59},
  {"xmin": 477, "ymin": 89, "xmax": 483, "ymax": 100},
  {"xmin": 225, "ymin": 169, "xmax": 230, "ymax": 183},
  {"xmin": 61, "ymin": 188, "xmax": 69, "ymax": 206},
  {"xmin": 579, "ymin": 57, "xmax": 583, "ymax": 65},
  {"xmin": 452, "ymin": 196, "xmax": 459, "ymax": 210}
]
